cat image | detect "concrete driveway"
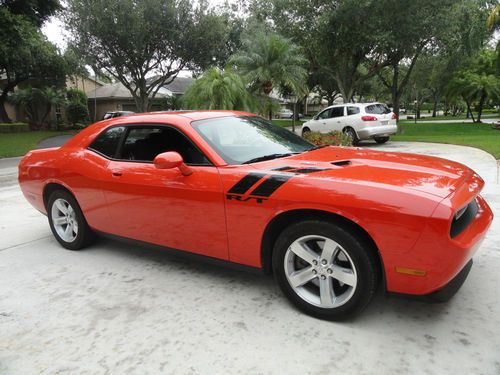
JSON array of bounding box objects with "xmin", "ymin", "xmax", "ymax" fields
[{"xmin": 1, "ymin": 142, "xmax": 499, "ymax": 374}]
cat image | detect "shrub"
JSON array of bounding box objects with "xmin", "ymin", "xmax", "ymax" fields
[
  {"xmin": 0, "ymin": 122, "xmax": 29, "ymax": 133},
  {"xmin": 66, "ymin": 102, "xmax": 89, "ymax": 126},
  {"xmin": 303, "ymin": 131, "xmax": 353, "ymax": 147}
]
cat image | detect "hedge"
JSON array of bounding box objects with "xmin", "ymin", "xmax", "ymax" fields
[{"xmin": 0, "ymin": 122, "xmax": 29, "ymax": 133}]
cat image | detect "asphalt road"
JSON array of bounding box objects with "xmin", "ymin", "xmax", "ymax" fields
[{"xmin": 0, "ymin": 142, "xmax": 499, "ymax": 374}]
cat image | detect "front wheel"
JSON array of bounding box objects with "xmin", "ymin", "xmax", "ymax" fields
[
  {"xmin": 272, "ymin": 221, "xmax": 378, "ymax": 320},
  {"xmin": 48, "ymin": 190, "xmax": 95, "ymax": 250},
  {"xmin": 374, "ymin": 136, "xmax": 390, "ymax": 144},
  {"xmin": 302, "ymin": 127, "xmax": 311, "ymax": 137}
]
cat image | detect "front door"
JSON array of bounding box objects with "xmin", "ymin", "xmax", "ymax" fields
[{"xmin": 103, "ymin": 125, "xmax": 228, "ymax": 260}]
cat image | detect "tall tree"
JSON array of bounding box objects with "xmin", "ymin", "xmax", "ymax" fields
[
  {"xmin": 1, "ymin": 0, "xmax": 61, "ymax": 27},
  {"xmin": 65, "ymin": 0, "xmax": 234, "ymax": 112},
  {"xmin": 447, "ymin": 49, "xmax": 500, "ymax": 122},
  {"xmin": 250, "ymin": 0, "xmax": 391, "ymax": 103},
  {"xmin": 229, "ymin": 29, "xmax": 308, "ymax": 118},
  {"xmin": 0, "ymin": 7, "xmax": 66, "ymax": 122}
]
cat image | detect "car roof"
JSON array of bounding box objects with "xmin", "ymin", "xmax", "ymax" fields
[{"xmin": 324, "ymin": 102, "xmax": 384, "ymax": 109}]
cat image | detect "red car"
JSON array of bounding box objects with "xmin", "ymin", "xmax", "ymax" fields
[{"xmin": 18, "ymin": 111, "xmax": 493, "ymax": 320}]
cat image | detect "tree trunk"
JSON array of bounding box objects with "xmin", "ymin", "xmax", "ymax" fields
[
  {"xmin": 476, "ymin": 89, "xmax": 486, "ymax": 123},
  {"xmin": 0, "ymin": 97, "xmax": 11, "ymax": 123},
  {"xmin": 432, "ymin": 96, "xmax": 438, "ymax": 117},
  {"xmin": 391, "ymin": 65, "xmax": 400, "ymax": 118},
  {"xmin": 464, "ymin": 99, "xmax": 475, "ymax": 123}
]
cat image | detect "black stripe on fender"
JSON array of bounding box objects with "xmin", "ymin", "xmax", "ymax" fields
[
  {"xmin": 227, "ymin": 171, "xmax": 267, "ymax": 194},
  {"xmin": 249, "ymin": 174, "xmax": 294, "ymax": 197}
]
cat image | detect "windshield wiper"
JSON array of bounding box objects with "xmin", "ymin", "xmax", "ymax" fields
[{"xmin": 242, "ymin": 153, "xmax": 299, "ymax": 164}]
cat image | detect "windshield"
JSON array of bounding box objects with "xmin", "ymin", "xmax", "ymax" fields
[{"xmin": 192, "ymin": 116, "xmax": 315, "ymax": 165}]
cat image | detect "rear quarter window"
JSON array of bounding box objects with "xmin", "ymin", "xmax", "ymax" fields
[
  {"xmin": 347, "ymin": 106, "xmax": 360, "ymax": 115},
  {"xmin": 88, "ymin": 126, "xmax": 125, "ymax": 158}
]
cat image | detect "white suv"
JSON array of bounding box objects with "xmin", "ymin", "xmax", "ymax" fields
[{"xmin": 301, "ymin": 103, "xmax": 398, "ymax": 144}]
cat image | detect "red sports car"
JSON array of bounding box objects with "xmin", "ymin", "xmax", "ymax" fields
[{"xmin": 18, "ymin": 111, "xmax": 493, "ymax": 320}]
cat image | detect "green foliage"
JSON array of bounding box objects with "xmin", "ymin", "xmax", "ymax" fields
[
  {"xmin": 0, "ymin": 122, "xmax": 29, "ymax": 133},
  {"xmin": 66, "ymin": 102, "xmax": 89, "ymax": 126},
  {"xmin": 8, "ymin": 86, "xmax": 66, "ymax": 129},
  {"xmin": 303, "ymin": 131, "xmax": 353, "ymax": 147},
  {"xmin": 2, "ymin": 0, "xmax": 61, "ymax": 27},
  {"xmin": 66, "ymin": 88, "xmax": 88, "ymax": 105},
  {"xmin": 447, "ymin": 49, "xmax": 500, "ymax": 122},
  {"xmin": 230, "ymin": 29, "xmax": 308, "ymax": 97},
  {"xmin": 182, "ymin": 67, "xmax": 256, "ymax": 111},
  {"xmin": 65, "ymin": 0, "xmax": 236, "ymax": 112},
  {"xmin": 0, "ymin": 6, "xmax": 66, "ymax": 122}
]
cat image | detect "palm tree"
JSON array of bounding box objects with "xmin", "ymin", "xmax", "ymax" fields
[
  {"xmin": 9, "ymin": 86, "xmax": 65, "ymax": 129},
  {"xmin": 182, "ymin": 67, "xmax": 256, "ymax": 111},
  {"xmin": 229, "ymin": 30, "xmax": 308, "ymax": 118},
  {"xmin": 487, "ymin": 4, "xmax": 500, "ymax": 31}
]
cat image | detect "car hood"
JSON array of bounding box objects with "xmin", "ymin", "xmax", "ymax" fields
[{"xmin": 253, "ymin": 146, "xmax": 472, "ymax": 198}]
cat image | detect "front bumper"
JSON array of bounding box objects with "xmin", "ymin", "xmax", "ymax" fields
[
  {"xmin": 356, "ymin": 124, "xmax": 398, "ymax": 140},
  {"xmin": 384, "ymin": 194, "xmax": 493, "ymax": 296},
  {"xmin": 388, "ymin": 259, "xmax": 473, "ymax": 302}
]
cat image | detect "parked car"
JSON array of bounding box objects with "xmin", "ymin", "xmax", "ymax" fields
[
  {"xmin": 276, "ymin": 108, "xmax": 303, "ymax": 119},
  {"xmin": 302, "ymin": 103, "xmax": 397, "ymax": 144},
  {"xmin": 18, "ymin": 111, "xmax": 493, "ymax": 320},
  {"xmin": 102, "ymin": 111, "xmax": 135, "ymax": 120}
]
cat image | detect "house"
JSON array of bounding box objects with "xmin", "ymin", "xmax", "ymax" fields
[
  {"xmin": 1, "ymin": 74, "xmax": 105, "ymax": 125},
  {"xmin": 87, "ymin": 76, "xmax": 194, "ymax": 120}
]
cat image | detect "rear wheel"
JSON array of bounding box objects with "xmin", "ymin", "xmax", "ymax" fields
[
  {"xmin": 374, "ymin": 136, "xmax": 390, "ymax": 144},
  {"xmin": 48, "ymin": 190, "xmax": 95, "ymax": 250},
  {"xmin": 272, "ymin": 220, "xmax": 378, "ymax": 320},
  {"xmin": 343, "ymin": 127, "xmax": 359, "ymax": 145}
]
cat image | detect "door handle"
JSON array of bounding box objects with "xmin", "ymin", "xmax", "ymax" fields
[{"xmin": 111, "ymin": 170, "xmax": 123, "ymax": 177}]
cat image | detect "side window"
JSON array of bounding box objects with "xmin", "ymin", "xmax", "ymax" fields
[
  {"xmin": 330, "ymin": 107, "xmax": 344, "ymax": 118},
  {"xmin": 347, "ymin": 106, "xmax": 360, "ymax": 116},
  {"xmin": 119, "ymin": 126, "xmax": 211, "ymax": 165},
  {"xmin": 88, "ymin": 126, "xmax": 125, "ymax": 158},
  {"xmin": 317, "ymin": 109, "xmax": 331, "ymax": 119}
]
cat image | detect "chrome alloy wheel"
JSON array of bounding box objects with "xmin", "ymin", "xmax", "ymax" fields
[
  {"xmin": 284, "ymin": 235, "xmax": 357, "ymax": 308},
  {"xmin": 51, "ymin": 198, "xmax": 78, "ymax": 242}
]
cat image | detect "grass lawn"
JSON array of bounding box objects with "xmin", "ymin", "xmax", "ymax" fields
[
  {"xmin": 394, "ymin": 122, "xmax": 500, "ymax": 159},
  {"xmin": 0, "ymin": 131, "xmax": 69, "ymax": 158},
  {"xmin": 272, "ymin": 119, "xmax": 306, "ymax": 127}
]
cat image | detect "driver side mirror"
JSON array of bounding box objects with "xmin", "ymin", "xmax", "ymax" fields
[
  {"xmin": 313, "ymin": 115, "xmax": 318, "ymax": 120},
  {"xmin": 153, "ymin": 151, "xmax": 193, "ymax": 176}
]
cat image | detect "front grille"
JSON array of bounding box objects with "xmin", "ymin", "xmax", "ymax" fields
[{"xmin": 450, "ymin": 199, "xmax": 479, "ymax": 238}]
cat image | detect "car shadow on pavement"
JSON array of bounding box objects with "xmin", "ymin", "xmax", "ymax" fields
[{"xmin": 89, "ymin": 236, "xmax": 452, "ymax": 323}]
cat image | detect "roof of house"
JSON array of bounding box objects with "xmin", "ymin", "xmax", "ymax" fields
[
  {"xmin": 146, "ymin": 76, "xmax": 194, "ymax": 95},
  {"xmin": 87, "ymin": 81, "xmax": 171, "ymax": 100}
]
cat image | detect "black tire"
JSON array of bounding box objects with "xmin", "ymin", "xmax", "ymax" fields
[
  {"xmin": 47, "ymin": 190, "xmax": 95, "ymax": 250},
  {"xmin": 374, "ymin": 136, "xmax": 390, "ymax": 144},
  {"xmin": 272, "ymin": 220, "xmax": 379, "ymax": 321},
  {"xmin": 343, "ymin": 127, "xmax": 359, "ymax": 145},
  {"xmin": 302, "ymin": 127, "xmax": 311, "ymax": 137}
]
